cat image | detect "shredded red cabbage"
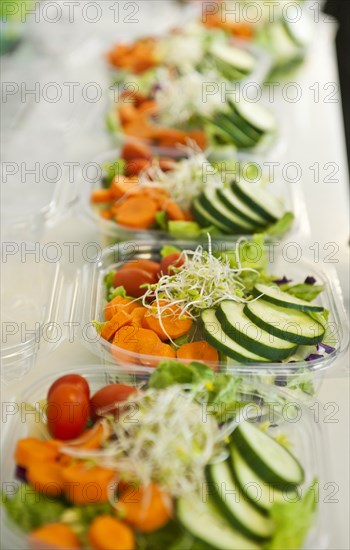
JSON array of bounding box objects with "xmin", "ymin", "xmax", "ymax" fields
[
  {"xmin": 273, "ymin": 276, "xmax": 292, "ymax": 285},
  {"xmin": 304, "ymin": 276, "xmax": 316, "ymax": 285},
  {"xmin": 317, "ymin": 343, "xmax": 335, "ymax": 354}
]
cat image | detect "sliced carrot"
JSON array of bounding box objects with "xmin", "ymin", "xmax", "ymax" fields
[
  {"xmin": 65, "ymin": 422, "xmax": 107, "ymax": 450},
  {"xmin": 139, "ymin": 342, "xmax": 176, "ymax": 367},
  {"xmin": 130, "ymin": 307, "xmax": 148, "ymax": 328},
  {"xmin": 177, "ymin": 340, "xmax": 219, "ymax": 365},
  {"xmin": 118, "ymin": 103, "xmax": 142, "ymax": 125},
  {"xmin": 121, "ymin": 141, "xmax": 152, "ymax": 161},
  {"xmin": 101, "ymin": 309, "xmax": 132, "ymax": 342},
  {"xmin": 143, "ymin": 186, "xmax": 169, "ymax": 206},
  {"xmin": 152, "ymin": 127, "xmax": 188, "ymax": 147},
  {"xmin": 142, "ymin": 300, "xmax": 192, "ymax": 341},
  {"xmin": 62, "ymin": 463, "xmax": 116, "ymax": 505},
  {"xmin": 100, "ymin": 210, "xmax": 114, "ymax": 220},
  {"xmin": 15, "ymin": 438, "xmax": 58, "ymax": 469},
  {"xmin": 137, "ymin": 100, "xmax": 158, "ymax": 115},
  {"xmin": 120, "ymin": 483, "xmax": 172, "ymax": 533},
  {"xmin": 162, "ymin": 198, "xmax": 185, "ymax": 221},
  {"xmin": 158, "ymin": 158, "xmax": 177, "ymax": 172},
  {"xmin": 123, "ymin": 118, "xmax": 157, "ymax": 140},
  {"xmin": 89, "ymin": 516, "xmax": 135, "ymax": 550},
  {"xmin": 30, "ymin": 523, "xmax": 81, "ymax": 549},
  {"xmin": 110, "ymin": 175, "xmax": 139, "ymax": 200},
  {"xmin": 104, "ymin": 296, "xmax": 139, "ymax": 321},
  {"xmin": 115, "ymin": 196, "xmax": 158, "ymax": 229},
  {"xmin": 27, "ymin": 462, "xmax": 64, "ymax": 497},
  {"xmin": 125, "ymin": 158, "xmax": 151, "ymax": 177},
  {"xmin": 111, "ymin": 324, "xmax": 140, "ymax": 361},
  {"xmin": 91, "ymin": 189, "xmax": 115, "ymax": 204},
  {"xmin": 188, "ymin": 130, "xmax": 208, "ymax": 150}
]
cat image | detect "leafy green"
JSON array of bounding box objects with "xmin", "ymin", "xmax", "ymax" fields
[
  {"xmin": 168, "ymin": 221, "xmax": 201, "ymax": 239},
  {"xmin": 1, "ymin": 486, "xmax": 66, "ymax": 532},
  {"xmin": 109, "ymin": 285, "xmax": 128, "ymax": 301},
  {"xmin": 267, "ymin": 212, "xmax": 295, "ymax": 237},
  {"xmin": 148, "ymin": 360, "xmax": 214, "ymax": 389},
  {"xmin": 92, "ymin": 320, "xmax": 107, "ymax": 335},
  {"xmin": 106, "ymin": 111, "xmax": 121, "ymax": 133},
  {"xmin": 160, "ymin": 245, "xmax": 181, "ymax": 259},
  {"xmin": 102, "ymin": 159, "xmax": 125, "ymax": 187},
  {"xmin": 266, "ymin": 479, "xmax": 318, "ymax": 549},
  {"xmin": 155, "ymin": 211, "xmax": 168, "ymax": 231},
  {"xmin": 202, "ymin": 375, "xmax": 247, "ymax": 422},
  {"xmin": 281, "ymin": 282, "xmax": 324, "ymax": 302},
  {"xmin": 104, "ymin": 270, "xmax": 116, "ymax": 300}
]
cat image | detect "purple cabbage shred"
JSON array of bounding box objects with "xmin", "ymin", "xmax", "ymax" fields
[
  {"xmin": 304, "ymin": 276, "xmax": 316, "ymax": 285},
  {"xmin": 273, "ymin": 276, "xmax": 292, "ymax": 285}
]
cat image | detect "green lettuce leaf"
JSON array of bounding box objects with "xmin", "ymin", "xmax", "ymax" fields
[
  {"xmin": 168, "ymin": 221, "xmax": 201, "ymax": 239},
  {"xmin": 281, "ymin": 283, "xmax": 324, "ymax": 302},
  {"xmin": 266, "ymin": 479, "xmax": 318, "ymax": 550},
  {"xmin": 148, "ymin": 360, "xmax": 214, "ymax": 389},
  {"xmin": 1, "ymin": 486, "xmax": 66, "ymax": 532},
  {"xmin": 160, "ymin": 245, "xmax": 181, "ymax": 259},
  {"xmin": 267, "ymin": 212, "xmax": 294, "ymax": 237},
  {"xmin": 101, "ymin": 158, "xmax": 125, "ymax": 188}
]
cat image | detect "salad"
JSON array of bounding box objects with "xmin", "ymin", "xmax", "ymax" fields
[
  {"xmin": 89, "ymin": 141, "xmax": 293, "ymax": 239},
  {"xmin": 93, "ymin": 239, "xmax": 335, "ymax": 372},
  {"xmin": 2, "ymin": 364, "xmax": 318, "ymax": 550}
]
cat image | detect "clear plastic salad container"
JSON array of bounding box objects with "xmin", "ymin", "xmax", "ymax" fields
[
  {"xmin": 0, "ymin": 250, "xmax": 66, "ymax": 383},
  {"xmin": 0, "ymin": 365, "xmax": 331, "ymax": 549},
  {"xmin": 80, "ymin": 144, "xmax": 308, "ymax": 248},
  {"xmin": 74, "ymin": 240, "xmax": 349, "ymax": 385}
]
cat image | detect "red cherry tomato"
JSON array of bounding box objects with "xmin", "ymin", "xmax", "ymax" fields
[
  {"xmin": 46, "ymin": 383, "xmax": 90, "ymax": 440},
  {"xmin": 159, "ymin": 253, "xmax": 185, "ymax": 276},
  {"xmin": 113, "ymin": 268, "xmax": 157, "ymax": 298},
  {"xmin": 119, "ymin": 259, "xmax": 161, "ymax": 280},
  {"xmin": 47, "ymin": 374, "xmax": 90, "ymax": 401},
  {"xmin": 90, "ymin": 384, "xmax": 138, "ymax": 422}
]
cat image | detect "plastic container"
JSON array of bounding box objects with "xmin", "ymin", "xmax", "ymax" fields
[
  {"xmin": 0, "ymin": 250, "xmax": 65, "ymax": 383},
  {"xmin": 80, "ymin": 145, "xmax": 307, "ymax": 247},
  {"xmin": 75, "ymin": 240, "xmax": 349, "ymax": 383},
  {"xmin": 0, "ymin": 365, "xmax": 331, "ymax": 549}
]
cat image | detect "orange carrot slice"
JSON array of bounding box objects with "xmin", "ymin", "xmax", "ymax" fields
[
  {"xmin": 115, "ymin": 196, "xmax": 158, "ymax": 229},
  {"xmin": 30, "ymin": 523, "xmax": 81, "ymax": 549},
  {"xmin": 15, "ymin": 438, "xmax": 59, "ymax": 469},
  {"xmin": 120, "ymin": 483, "xmax": 172, "ymax": 533},
  {"xmin": 27, "ymin": 462, "xmax": 64, "ymax": 497},
  {"xmin": 101, "ymin": 309, "xmax": 132, "ymax": 342},
  {"xmin": 88, "ymin": 515, "xmax": 135, "ymax": 550},
  {"xmin": 177, "ymin": 340, "xmax": 219, "ymax": 365},
  {"xmin": 142, "ymin": 300, "xmax": 192, "ymax": 341}
]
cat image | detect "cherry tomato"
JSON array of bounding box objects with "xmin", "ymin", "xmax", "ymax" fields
[
  {"xmin": 47, "ymin": 374, "xmax": 90, "ymax": 401},
  {"xmin": 46, "ymin": 383, "xmax": 90, "ymax": 440},
  {"xmin": 90, "ymin": 384, "xmax": 138, "ymax": 422},
  {"xmin": 159, "ymin": 253, "xmax": 185, "ymax": 276},
  {"xmin": 119, "ymin": 259, "xmax": 161, "ymax": 280},
  {"xmin": 114, "ymin": 268, "xmax": 157, "ymax": 298}
]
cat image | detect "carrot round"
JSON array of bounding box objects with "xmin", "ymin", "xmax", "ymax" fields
[
  {"xmin": 162, "ymin": 199, "xmax": 185, "ymax": 221},
  {"xmin": 139, "ymin": 342, "xmax": 176, "ymax": 367},
  {"xmin": 101, "ymin": 309, "xmax": 132, "ymax": 342},
  {"xmin": 62, "ymin": 463, "xmax": 116, "ymax": 505},
  {"xmin": 110, "ymin": 176, "xmax": 139, "ymax": 200},
  {"xmin": 15, "ymin": 438, "xmax": 59, "ymax": 469},
  {"xmin": 130, "ymin": 307, "xmax": 148, "ymax": 328},
  {"xmin": 30, "ymin": 523, "xmax": 81, "ymax": 549},
  {"xmin": 120, "ymin": 483, "xmax": 172, "ymax": 533},
  {"xmin": 91, "ymin": 189, "xmax": 115, "ymax": 204},
  {"xmin": 121, "ymin": 141, "xmax": 152, "ymax": 161},
  {"xmin": 125, "ymin": 158, "xmax": 151, "ymax": 177},
  {"xmin": 142, "ymin": 300, "xmax": 192, "ymax": 341},
  {"xmin": 115, "ymin": 196, "xmax": 158, "ymax": 229},
  {"xmin": 66, "ymin": 422, "xmax": 107, "ymax": 450},
  {"xmin": 104, "ymin": 297, "xmax": 139, "ymax": 322},
  {"xmin": 27, "ymin": 462, "xmax": 64, "ymax": 497},
  {"xmin": 88, "ymin": 515, "xmax": 135, "ymax": 550},
  {"xmin": 176, "ymin": 340, "xmax": 219, "ymax": 365}
]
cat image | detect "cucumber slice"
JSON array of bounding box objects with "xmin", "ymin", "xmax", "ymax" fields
[
  {"xmin": 217, "ymin": 301, "xmax": 297, "ymax": 361},
  {"xmin": 200, "ymin": 189, "xmax": 255, "ymax": 233},
  {"xmin": 233, "ymin": 179, "xmax": 284, "ymax": 223},
  {"xmin": 234, "ymin": 100, "xmax": 277, "ymax": 134},
  {"xmin": 213, "ymin": 113, "xmax": 258, "ymax": 149},
  {"xmin": 206, "ymin": 461, "xmax": 274, "ymax": 542},
  {"xmin": 244, "ymin": 300, "xmax": 325, "ymax": 345},
  {"xmin": 253, "ymin": 284, "xmax": 324, "ymax": 313},
  {"xmin": 227, "ymin": 104, "xmax": 264, "ymax": 142},
  {"xmin": 202, "ymin": 309, "xmax": 270, "ymax": 363},
  {"xmin": 230, "ymin": 447, "xmax": 298, "ymax": 514},
  {"xmin": 192, "ymin": 197, "xmax": 232, "ymax": 233},
  {"xmin": 211, "ymin": 43, "xmax": 256, "ymax": 73},
  {"xmin": 177, "ymin": 492, "xmax": 261, "ymax": 550},
  {"xmin": 231, "ymin": 421, "xmax": 304, "ymax": 489},
  {"xmin": 218, "ymin": 186, "xmax": 268, "ymax": 226}
]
